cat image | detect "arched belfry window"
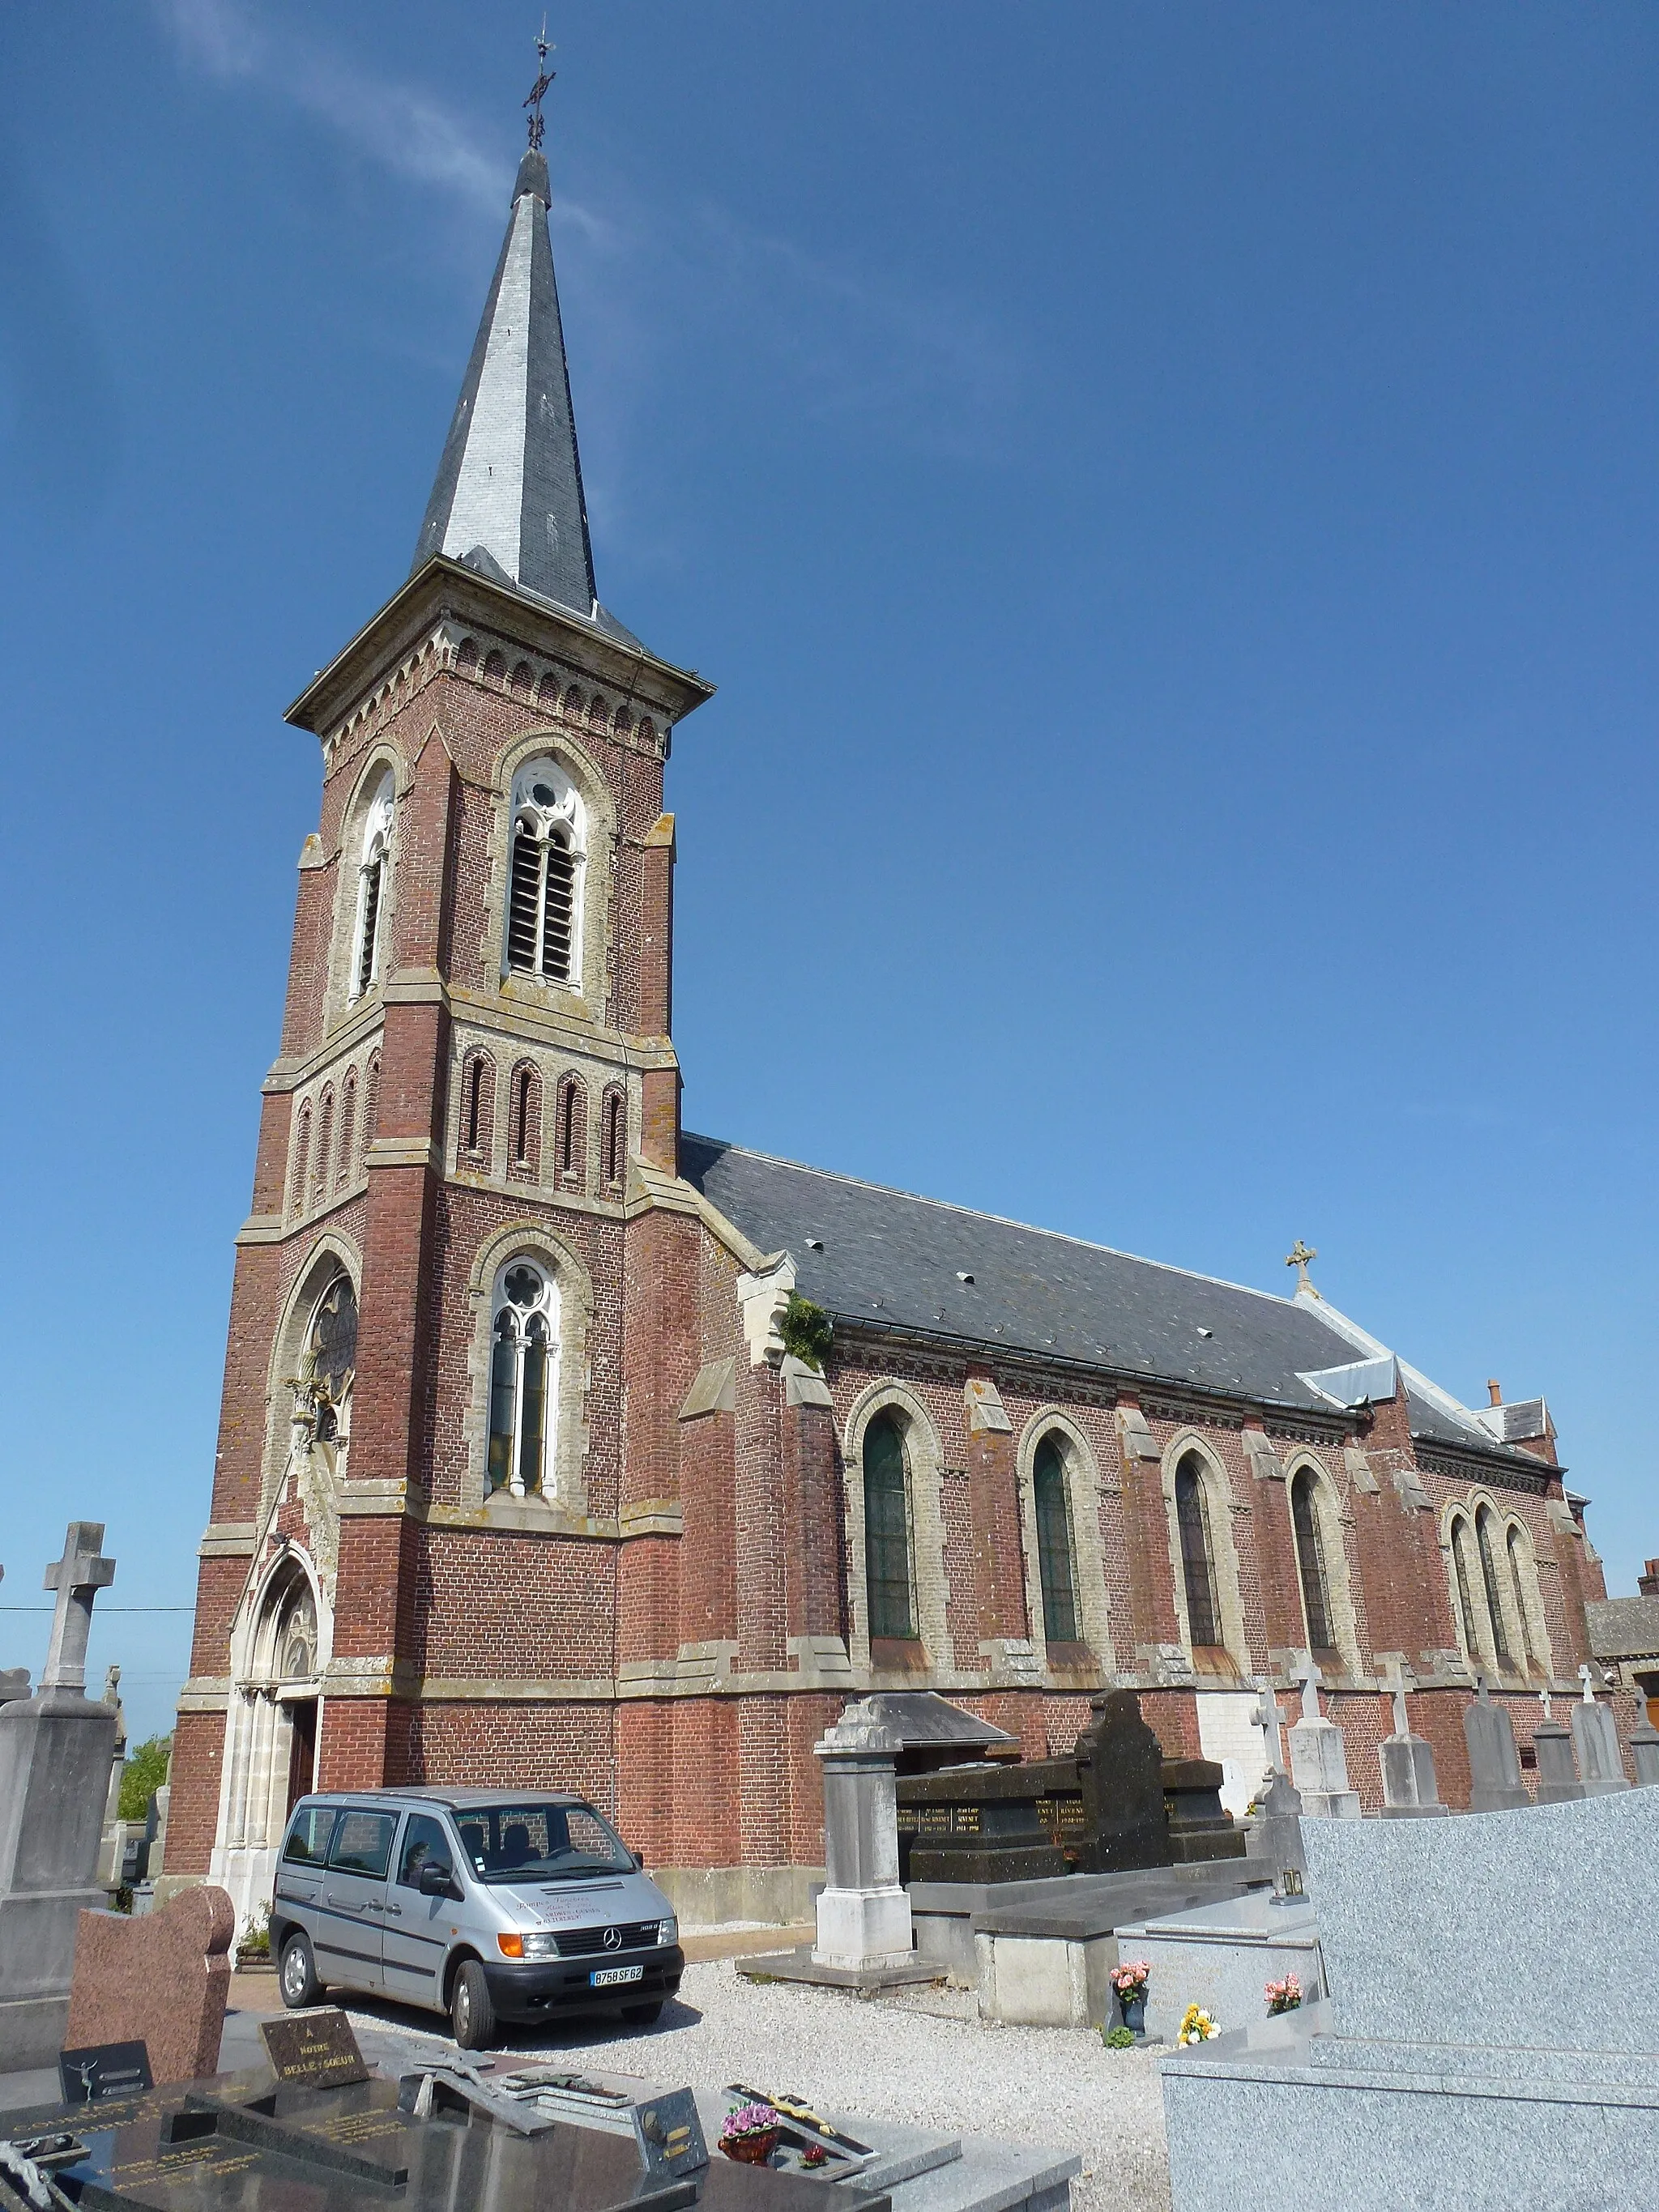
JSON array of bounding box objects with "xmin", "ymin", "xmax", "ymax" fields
[
  {"xmin": 487, "ymin": 1261, "xmax": 560, "ymax": 1498},
  {"xmin": 1175, "ymin": 1452, "xmax": 1222, "ymax": 1651},
  {"xmin": 294, "ymin": 1271, "xmax": 357, "ymax": 1456},
  {"xmin": 864, "ymin": 1413, "xmax": 915, "ymax": 1640},
  {"xmin": 1033, "ymin": 1434, "xmax": 1080, "ymax": 1643},
  {"xmin": 505, "ymin": 760, "xmax": 585, "ymax": 987},
  {"xmin": 1290, "ymin": 1467, "xmax": 1334, "ymax": 1653},
  {"xmin": 352, "ymin": 773, "xmax": 395, "ymax": 999},
  {"xmin": 1475, "ymin": 1505, "xmax": 1512, "ymax": 1665}
]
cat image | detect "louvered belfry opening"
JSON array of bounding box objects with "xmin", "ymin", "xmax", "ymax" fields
[{"xmin": 507, "ymin": 824, "xmax": 575, "ymax": 982}]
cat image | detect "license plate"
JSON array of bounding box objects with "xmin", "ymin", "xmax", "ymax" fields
[{"xmin": 590, "ymin": 1963, "xmax": 643, "ymax": 1988}]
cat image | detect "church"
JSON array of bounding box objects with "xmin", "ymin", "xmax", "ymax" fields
[{"xmin": 165, "ymin": 113, "xmax": 1617, "ymax": 1929}]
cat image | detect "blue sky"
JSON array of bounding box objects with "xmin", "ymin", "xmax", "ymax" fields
[{"xmin": 2, "ymin": 2, "xmax": 1656, "ymax": 1745}]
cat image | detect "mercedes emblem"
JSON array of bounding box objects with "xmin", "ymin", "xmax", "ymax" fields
[{"xmin": 603, "ymin": 1926, "xmax": 622, "ymax": 1950}]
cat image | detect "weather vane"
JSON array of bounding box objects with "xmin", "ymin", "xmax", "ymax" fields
[{"xmin": 525, "ymin": 18, "xmax": 556, "ymax": 151}]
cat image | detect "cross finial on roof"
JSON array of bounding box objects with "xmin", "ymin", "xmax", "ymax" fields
[
  {"xmin": 1285, "ymin": 1239, "xmax": 1320, "ymax": 1298},
  {"xmin": 524, "ymin": 18, "xmax": 556, "ymax": 151},
  {"xmin": 42, "ymin": 1521, "xmax": 116, "ymax": 1693}
]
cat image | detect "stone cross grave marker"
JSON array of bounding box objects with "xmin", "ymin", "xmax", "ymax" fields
[
  {"xmin": 1571, "ymin": 1664, "xmax": 1631, "ymax": 1796},
  {"xmin": 1253, "ymin": 1678, "xmax": 1288, "ymax": 1777},
  {"xmin": 42, "ymin": 1523, "xmax": 117, "ymax": 1694},
  {"xmin": 1286, "ymin": 1653, "xmax": 1361, "ymax": 1819},
  {"xmin": 1377, "ymin": 1659, "xmax": 1447, "ymax": 1818},
  {"xmin": 1463, "ymin": 1674, "xmax": 1529, "ymax": 1812},
  {"xmin": 1533, "ymin": 1683, "xmax": 1584, "ymax": 1805}
]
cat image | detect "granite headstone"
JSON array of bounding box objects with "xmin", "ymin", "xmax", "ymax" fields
[
  {"xmin": 1462, "ymin": 1677, "xmax": 1529, "ymax": 1812},
  {"xmin": 64, "ymin": 1883, "xmax": 234, "ymax": 2086}
]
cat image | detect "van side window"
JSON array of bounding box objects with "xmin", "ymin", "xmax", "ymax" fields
[
  {"xmin": 283, "ymin": 1805, "xmax": 339, "ymax": 1865},
  {"xmin": 395, "ymin": 1813, "xmax": 454, "ymax": 1890},
  {"xmin": 326, "ymin": 1809, "xmax": 399, "ymax": 1878}
]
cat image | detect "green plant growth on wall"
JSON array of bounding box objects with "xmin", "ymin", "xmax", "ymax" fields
[
  {"xmin": 119, "ymin": 1733, "xmax": 173, "ymax": 1822},
  {"xmin": 778, "ymin": 1293, "xmax": 834, "ymax": 1373}
]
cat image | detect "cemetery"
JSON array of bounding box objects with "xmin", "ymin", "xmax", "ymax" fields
[{"xmin": 3, "ymin": 1523, "xmax": 1656, "ymax": 2212}]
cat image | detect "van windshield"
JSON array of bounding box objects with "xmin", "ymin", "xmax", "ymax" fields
[{"xmin": 450, "ymin": 1801, "xmax": 634, "ymax": 1884}]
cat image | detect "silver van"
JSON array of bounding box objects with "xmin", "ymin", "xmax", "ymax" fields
[{"xmin": 271, "ymin": 1788, "xmax": 684, "ymax": 2048}]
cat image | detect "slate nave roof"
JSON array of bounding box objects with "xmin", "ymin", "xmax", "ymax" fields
[{"xmin": 680, "ymin": 1133, "xmax": 1552, "ymax": 1479}]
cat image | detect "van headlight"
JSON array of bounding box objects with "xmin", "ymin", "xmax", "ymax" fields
[
  {"xmin": 514, "ymin": 1930, "xmax": 561, "ymax": 1961},
  {"xmin": 657, "ymin": 1917, "xmax": 677, "ymax": 1947}
]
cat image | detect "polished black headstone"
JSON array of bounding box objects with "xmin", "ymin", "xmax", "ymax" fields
[{"xmin": 1073, "ymin": 1691, "xmax": 1168, "ymax": 1873}]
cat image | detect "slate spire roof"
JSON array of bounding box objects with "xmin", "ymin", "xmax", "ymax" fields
[{"xmin": 412, "ymin": 144, "xmax": 603, "ymax": 625}]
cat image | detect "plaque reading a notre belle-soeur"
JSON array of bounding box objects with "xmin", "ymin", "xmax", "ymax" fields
[{"xmin": 259, "ymin": 2007, "xmax": 368, "ymax": 2089}]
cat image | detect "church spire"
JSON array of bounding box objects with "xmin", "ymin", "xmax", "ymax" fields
[{"xmin": 412, "ymin": 58, "xmax": 599, "ymax": 621}]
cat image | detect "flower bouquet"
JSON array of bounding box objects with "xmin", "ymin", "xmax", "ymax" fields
[
  {"xmin": 1109, "ymin": 1958, "xmax": 1150, "ymax": 2034},
  {"xmin": 1176, "ymin": 2004, "xmax": 1219, "ymax": 2047},
  {"xmin": 719, "ymin": 2103, "xmax": 781, "ymax": 2165},
  {"xmin": 1265, "ymin": 1973, "xmax": 1303, "ymax": 2016}
]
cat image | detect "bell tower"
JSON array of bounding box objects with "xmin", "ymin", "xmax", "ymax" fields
[{"xmin": 166, "ymin": 89, "xmax": 714, "ymax": 1916}]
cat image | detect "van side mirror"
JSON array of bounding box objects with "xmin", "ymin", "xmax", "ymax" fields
[
  {"xmin": 631, "ymin": 1850, "xmax": 646, "ymax": 1871},
  {"xmin": 419, "ymin": 1860, "xmax": 454, "ymax": 1898}
]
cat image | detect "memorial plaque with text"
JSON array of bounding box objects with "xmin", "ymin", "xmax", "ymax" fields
[
  {"xmin": 259, "ymin": 2009, "xmax": 368, "ymax": 2089},
  {"xmin": 58, "ymin": 2044, "xmax": 155, "ymax": 2106}
]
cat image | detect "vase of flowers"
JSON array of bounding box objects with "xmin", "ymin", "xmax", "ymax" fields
[
  {"xmin": 1109, "ymin": 1958, "xmax": 1150, "ymax": 2035},
  {"xmin": 1176, "ymin": 2004, "xmax": 1219, "ymax": 2047},
  {"xmin": 1265, "ymin": 1973, "xmax": 1303, "ymax": 2017},
  {"xmin": 719, "ymin": 2104, "xmax": 781, "ymax": 2165}
]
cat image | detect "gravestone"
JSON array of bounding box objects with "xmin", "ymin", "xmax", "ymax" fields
[
  {"xmin": 0, "ymin": 1523, "xmax": 119, "ymax": 2066},
  {"xmin": 1531, "ymin": 1691, "xmax": 1584, "ymax": 1805},
  {"xmin": 1631, "ymin": 1719, "xmax": 1659, "ymax": 1787},
  {"xmin": 64, "ymin": 1882, "xmax": 234, "ymax": 2085},
  {"xmin": 896, "ymin": 1759, "xmax": 1068, "ymax": 1883},
  {"xmin": 1285, "ymin": 1659, "xmax": 1360, "ymax": 1818},
  {"xmin": 1249, "ymin": 1769, "xmax": 1307, "ymax": 1897},
  {"xmin": 96, "ymin": 1665, "xmax": 130, "ymax": 1895},
  {"xmin": 1572, "ymin": 1666, "xmax": 1631, "ymax": 1796},
  {"xmin": 1462, "ymin": 1677, "xmax": 1529, "ymax": 1812},
  {"xmin": 1161, "ymin": 1759, "xmax": 1248, "ymax": 1862},
  {"xmin": 1377, "ymin": 1669, "xmax": 1447, "ymax": 1817},
  {"xmin": 811, "ymin": 1702, "xmax": 915, "ymax": 1968},
  {"xmin": 1075, "ymin": 1690, "xmax": 1171, "ymax": 1872}
]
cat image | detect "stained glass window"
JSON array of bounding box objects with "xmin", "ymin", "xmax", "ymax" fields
[
  {"xmin": 1034, "ymin": 1435, "xmax": 1079, "ymax": 1643},
  {"xmin": 1175, "ymin": 1454, "xmax": 1221, "ymax": 1649},
  {"xmin": 1290, "ymin": 1468, "xmax": 1333, "ymax": 1652},
  {"xmin": 864, "ymin": 1414, "xmax": 915, "ymax": 1639}
]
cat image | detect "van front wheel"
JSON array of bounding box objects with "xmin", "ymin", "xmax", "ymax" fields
[
  {"xmin": 279, "ymin": 1933, "xmax": 323, "ymax": 2009},
  {"xmin": 450, "ymin": 1960, "xmax": 497, "ymax": 2049}
]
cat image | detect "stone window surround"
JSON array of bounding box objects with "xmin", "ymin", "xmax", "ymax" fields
[
  {"xmin": 503, "ymin": 754, "xmax": 588, "ymax": 991},
  {"xmin": 1160, "ymin": 1430, "xmax": 1252, "ymax": 1677},
  {"xmin": 258, "ymin": 1233, "xmax": 363, "ymax": 1519},
  {"xmin": 840, "ymin": 1381, "xmax": 953, "ymax": 1677},
  {"xmin": 1441, "ymin": 1492, "xmax": 1554, "ymax": 1681},
  {"xmin": 480, "ymin": 729, "xmax": 617, "ymax": 1025},
  {"xmin": 1281, "ymin": 1451, "xmax": 1363, "ymax": 1673},
  {"xmin": 1014, "ymin": 1411, "xmax": 1117, "ymax": 1675},
  {"xmin": 462, "ymin": 1219, "xmax": 594, "ymax": 1520},
  {"xmin": 325, "ymin": 748, "xmax": 407, "ymax": 1032}
]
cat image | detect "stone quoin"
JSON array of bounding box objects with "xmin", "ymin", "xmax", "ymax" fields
[{"xmin": 163, "ymin": 100, "xmax": 1624, "ymax": 1929}]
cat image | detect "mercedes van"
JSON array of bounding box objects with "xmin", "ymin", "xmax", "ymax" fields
[{"xmin": 270, "ymin": 1788, "xmax": 684, "ymax": 2048}]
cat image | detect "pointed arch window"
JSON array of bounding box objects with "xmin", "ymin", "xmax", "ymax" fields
[
  {"xmin": 505, "ymin": 761, "xmax": 585, "ymax": 987},
  {"xmin": 352, "ymin": 773, "xmax": 395, "ymax": 999},
  {"xmin": 602, "ymin": 1086, "xmax": 626, "ymax": 1191},
  {"xmin": 1475, "ymin": 1506, "xmax": 1513, "ymax": 1665},
  {"xmin": 1507, "ymin": 1524, "xmax": 1540, "ymax": 1670},
  {"xmin": 1033, "ymin": 1434, "xmax": 1080, "ymax": 1644},
  {"xmin": 305, "ymin": 1272, "xmax": 358, "ymax": 1450},
  {"xmin": 336, "ymin": 1069, "xmax": 357, "ymax": 1190},
  {"xmin": 290, "ymin": 1105, "xmax": 312, "ymax": 1221},
  {"xmin": 1175, "ymin": 1452, "xmax": 1222, "ymax": 1651},
  {"xmin": 1449, "ymin": 1513, "xmax": 1482, "ymax": 1660},
  {"xmin": 1290, "ymin": 1467, "xmax": 1334, "ymax": 1653},
  {"xmin": 487, "ymin": 1262, "xmax": 560, "ymax": 1498},
  {"xmin": 864, "ymin": 1413, "xmax": 915, "ymax": 1640}
]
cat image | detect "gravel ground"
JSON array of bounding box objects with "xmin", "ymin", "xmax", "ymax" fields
[{"xmin": 350, "ymin": 1961, "xmax": 1173, "ymax": 2212}]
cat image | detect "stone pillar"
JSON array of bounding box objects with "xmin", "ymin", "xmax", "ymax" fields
[
  {"xmin": 1378, "ymin": 1675, "xmax": 1448, "ymax": 1818},
  {"xmin": 1629, "ymin": 1720, "xmax": 1659, "ymax": 1788},
  {"xmin": 1463, "ymin": 1677, "xmax": 1529, "ymax": 1812},
  {"xmin": 0, "ymin": 1525, "xmax": 121, "ymax": 2066},
  {"xmin": 1571, "ymin": 1669, "xmax": 1631, "ymax": 1796},
  {"xmin": 811, "ymin": 1703, "xmax": 912, "ymax": 1971},
  {"xmin": 1287, "ymin": 1660, "xmax": 1361, "ymax": 1819}
]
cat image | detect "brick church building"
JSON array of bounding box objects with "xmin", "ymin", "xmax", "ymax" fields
[{"xmin": 167, "ymin": 121, "xmax": 1619, "ymax": 1928}]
